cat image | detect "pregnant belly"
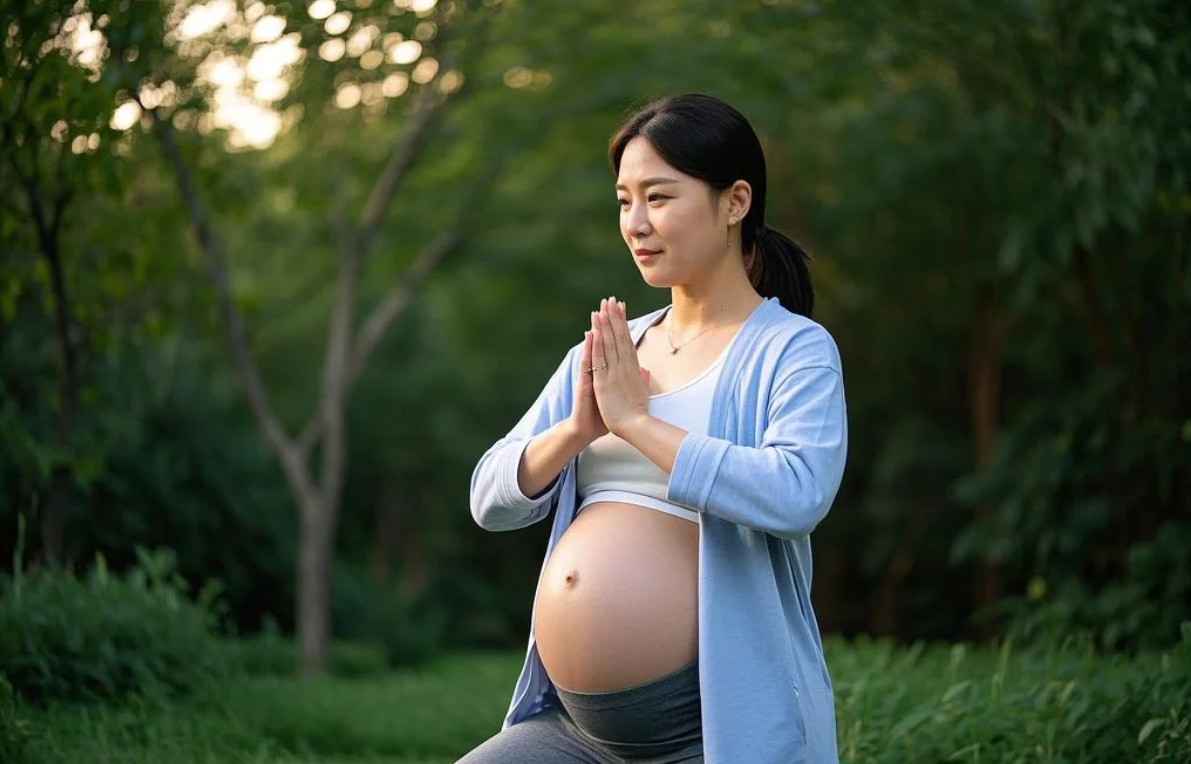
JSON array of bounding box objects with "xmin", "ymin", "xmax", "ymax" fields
[{"xmin": 532, "ymin": 502, "xmax": 699, "ymax": 693}]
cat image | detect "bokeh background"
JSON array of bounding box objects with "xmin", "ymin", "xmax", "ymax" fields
[{"xmin": 2, "ymin": 1, "xmax": 1190, "ymax": 762}]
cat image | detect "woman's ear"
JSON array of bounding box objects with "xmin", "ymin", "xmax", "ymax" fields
[{"xmin": 725, "ymin": 180, "xmax": 753, "ymax": 227}]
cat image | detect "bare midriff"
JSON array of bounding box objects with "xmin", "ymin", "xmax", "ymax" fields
[{"xmin": 532, "ymin": 501, "xmax": 699, "ymax": 693}]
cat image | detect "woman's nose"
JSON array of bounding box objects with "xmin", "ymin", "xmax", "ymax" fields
[{"xmin": 625, "ymin": 202, "xmax": 652, "ymax": 237}]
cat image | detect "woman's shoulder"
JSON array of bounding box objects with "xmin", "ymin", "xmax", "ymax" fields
[{"xmin": 751, "ymin": 300, "xmax": 843, "ymax": 373}]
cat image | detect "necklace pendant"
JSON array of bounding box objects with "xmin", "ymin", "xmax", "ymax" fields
[{"xmin": 670, "ymin": 347, "xmax": 679, "ymax": 354}]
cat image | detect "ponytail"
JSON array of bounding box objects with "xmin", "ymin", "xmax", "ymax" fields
[{"xmin": 748, "ymin": 225, "xmax": 814, "ymax": 318}]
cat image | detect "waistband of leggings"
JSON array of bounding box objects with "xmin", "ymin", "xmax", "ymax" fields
[{"xmin": 553, "ymin": 659, "xmax": 699, "ymax": 711}]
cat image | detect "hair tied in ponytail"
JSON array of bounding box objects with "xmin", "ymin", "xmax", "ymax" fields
[
  {"xmin": 755, "ymin": 224, "xmax": 815, "ymax": 318},
  {"xmin": 755, "ymin": 225, "xmax": 770, "ymax": 248}
]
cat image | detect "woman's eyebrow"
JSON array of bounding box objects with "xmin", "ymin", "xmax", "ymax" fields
[{"xmin": 615, "ymin": 176, "xmax": 680, "ymax": 191}]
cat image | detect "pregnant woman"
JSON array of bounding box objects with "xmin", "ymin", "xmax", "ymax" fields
[{"xmin": 459, "ymin": 94, "xmax": 848, "ymax": 764}]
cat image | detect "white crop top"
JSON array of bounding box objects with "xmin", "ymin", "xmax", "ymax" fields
[{"xmin": 576, "ymin": 335, "xmax": 730, "ymax": 524}]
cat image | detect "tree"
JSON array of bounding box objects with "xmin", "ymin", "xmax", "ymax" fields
[
  {"xmin": 133, "ymin": 0, "xmax": 514, "ymax": 673},
  {"xmin": 0, "ymin": 0, "xmax": 171, "ymax": 564}
]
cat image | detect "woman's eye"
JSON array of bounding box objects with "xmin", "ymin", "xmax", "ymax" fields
[
  {"xmin": 647, "ymin": 194, "xmax": 668, "ymax": 203},
  {"xmin": 616, "ymin": 198, "xmax": 629, "ymax": 207}
]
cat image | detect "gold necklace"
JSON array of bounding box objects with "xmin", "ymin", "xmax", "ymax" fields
[{"xmin": 665, "ymin": 317, "xmax": 729, "ymax": 354}]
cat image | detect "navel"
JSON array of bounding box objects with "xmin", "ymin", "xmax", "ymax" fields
[{"xmin": 563, "ymin": 569, "xmax": 580, "ymax": 588}]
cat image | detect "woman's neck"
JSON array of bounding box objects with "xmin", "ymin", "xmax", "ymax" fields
[{"xmin": 668, "ymin": 276, "xmax": 763, "ymax": 333}]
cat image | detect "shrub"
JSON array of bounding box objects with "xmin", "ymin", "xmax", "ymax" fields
[
  {"xmin": 1003, "ymin": 522, "xmax": 1191, "ymax": 653},
  {"xmin": 220, "ymin": 621, "xmax": 388, "ymax": 679},
  {"xmin": 219, "ymin": 617, "xmax": 296, "ymax": 678},
  {"xmin": 0, "ymin": 673, "xmax": 32, "ymax": 764},
  {"xmin": 830, "ymin": 632, "xmax": 1191, "ymax": 764},
  {"xmin": 0, "ymin": 547, "xmax": 226, "ymax": 703},
  {"xmin": 368, "ymin": 590, "xmax": 448, "ymax": 669}
]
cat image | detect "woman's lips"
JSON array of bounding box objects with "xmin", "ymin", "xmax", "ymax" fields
[{"xmin": 634, "ymin": 248, "xmax": 661, "ymax": 259}]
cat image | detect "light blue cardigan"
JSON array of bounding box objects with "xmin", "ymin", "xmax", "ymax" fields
[{"xmin": 469, "ymin": 297, "xmax": 847, "ymax": 764}]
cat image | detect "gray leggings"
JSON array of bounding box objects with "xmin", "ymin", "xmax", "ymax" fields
[{"xmin": 456, "ymin": 659, "xmax": 703, "ymax": 763}]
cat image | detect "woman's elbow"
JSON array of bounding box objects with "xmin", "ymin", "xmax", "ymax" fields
[
  {"xmin": 470, "ymin": 499, "xmax": 545, "ymax": 532},
  {"xmin": 469, "ymin": 461, "xmax": 506, "ymax": 531},
  {"xmin": 771, "ymin": 469, "xmax": 840, "ymax": 539}
]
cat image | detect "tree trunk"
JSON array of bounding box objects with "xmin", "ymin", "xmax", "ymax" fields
[
  {"xmin": 969, "ymin": 286, "xmax": 1004, "ymax": 636},
  {"xmin": 297, "ymin": 491, "xmax": 334, "ymax": 677},
  {"xmin": 872, "ymin": 544, "xmax": 916, "ymax": 637},
  {"xmin": 40, "ymin": 227, "xmax": 76, "ymax": 566}
]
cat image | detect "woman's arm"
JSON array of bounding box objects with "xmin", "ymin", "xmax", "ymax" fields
[
  {"xmin": 617, "ymin": 364, "xmax": 846, "ymax": 540},
  {"xmin": 469, "ymin": 345, "xmax": 579, "ymax": 532},
  {"xmin": 517, "ymin": 419, "xmax": 589, "ymax": 499},
  {"xmin": 666, "ymin": 363, "xmax": 847, "ymax": 539},
  {"xmin": 613, "ymin": 414, "xmax": 684, "ymax": 474}
]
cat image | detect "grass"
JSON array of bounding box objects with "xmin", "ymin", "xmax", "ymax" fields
[
  {"xmin": 19, "ymin": 649, "xmax": 524, "ymax": 764},
  {"xmin": 11, "ymin": 637, "xmax": 1191, "ymax": 764}
]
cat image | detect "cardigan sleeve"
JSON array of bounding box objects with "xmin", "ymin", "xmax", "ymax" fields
[
  {"xmin": 469, "ymin": 345, "xmax": 578, "ymax": 532},
  {"xmin": 667, "ymin": 356, "xmax": 847, "ymax": 540}
]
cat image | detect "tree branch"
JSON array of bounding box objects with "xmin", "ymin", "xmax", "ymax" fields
[
  {"xmin": 298, "ymin": 62, "xmax": 467, "ymax": 451},
  {"xmin": 355, "ymin": 85, "xmax": 444, "ymax": 257},
  {"xmin": 150, "ymin": 111, "xmax": 313, "ymax": 495},
  {"xmin": 347, "ymin": 229, "xmax": 461, "ymax": 387},
  {"xmin": 313, "ymin": 198, "xmax": 360, "ymax": 512},
  {"xmin": 295, "ymin": 5, "xmax": 497, "ymax": 454}
]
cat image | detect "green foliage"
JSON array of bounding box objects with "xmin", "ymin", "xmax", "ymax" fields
[
  {"xmin": 781, "ymin": 0, "xmax": 1191, "ymax": 642},
  {"xmin": 328, "ymin": 564, "xmax": 448, "ymax": 669},
  {"xmin": 74, "ymin": 341, "xmax": 298, "ymax": 634},
  {"xmin": 0, "ymin": 673, "xmax": 33, "ymax": 764},
  {"xmin": 829, "ymin": 636, "xmax": 1191, "ymax": 763},
  {"xmin": 1003, "ymin": 524, "xmax": 1191, "ymax": 653},
  {"xmin": 367, "ymin": 590, "xmax": 449, "ymax": 670},
  {"xmin": 0, "ymin": 547, "xmax": 226, "ymax": 703},
  {"xmin": 0, "ymin": 332, "xmax": 297, "ymax": 635},
  {"xmin": 221, "ymin": 621, "xmax": 389, "ymax": 679},
  {"xmin": 10, "ymin": 640, "xmax": 1191, "ymax": 764},
  {"xmin": 2, "ymin": 0, "xmax": 1189, "ymax": 657},
  {"xmin": 218, "ymin": 617, "xmax": 298, "ymax": 678}
]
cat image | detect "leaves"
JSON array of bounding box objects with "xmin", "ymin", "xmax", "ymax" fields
[{"xmin": 1, "ymin": 0, "xmax": 1189, "ymax": 657}]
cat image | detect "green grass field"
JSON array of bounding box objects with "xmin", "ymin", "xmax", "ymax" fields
[{"xmin": 12, "ymin": 637, "xmax": 1191, "ymax": 764}]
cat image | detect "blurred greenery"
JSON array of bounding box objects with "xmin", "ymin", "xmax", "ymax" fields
[
  {"xmin": 0, "ymin": 546, "xmax": 226, "ymax": 703},
  {"xmin": 1, "ymin": 0, "xmax": 1189, "ymax": 704},
  {"xmin": 3, "ymin": 637, "xmax": 1188, "ymax": 763},
  {"xmin": 0, "ymin": 672, "xmax": 33, "ymax": 764}
]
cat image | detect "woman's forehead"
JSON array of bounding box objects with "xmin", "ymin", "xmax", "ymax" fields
[{"xmin": 617, "ymin": 137, "xmax": 689, "ymax": 187}]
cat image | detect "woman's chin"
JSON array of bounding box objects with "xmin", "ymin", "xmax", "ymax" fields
[{"xmin": 636, "ymin": 267, "xmax": 677, "ymax": 289}]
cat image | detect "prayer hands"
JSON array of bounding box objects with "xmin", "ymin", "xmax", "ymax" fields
[
  {"xmin": 569, "ymin": 320, "xmax": 609, "ymax": 445},
  {"xmin": 589, "ymin": 297, "xmax": 651, "ymax": 437}
]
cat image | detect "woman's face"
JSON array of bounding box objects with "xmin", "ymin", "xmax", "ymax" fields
[{"xmin": 616, "ymin": 136, "xmax": 736, "ymax": 289}]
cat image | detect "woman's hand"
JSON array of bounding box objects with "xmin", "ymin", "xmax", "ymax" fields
[
  {"xmin": 591, "ymin": 296, "xmax": 652, "ymax": 437},
  {"xmin": 566, "ymin": 325, "xmax": 609, "ymax": 445}
]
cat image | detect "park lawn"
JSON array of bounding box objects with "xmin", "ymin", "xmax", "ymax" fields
[
  {"xmin": 15, "ymin": 637, "xmax": 1191, "ymax": 764},
  {"xmin": 20, "ymin": 650, "xmax": 524, "ymax": 764}
]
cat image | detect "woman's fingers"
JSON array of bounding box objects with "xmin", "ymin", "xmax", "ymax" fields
[
  {"xmin": 610, "ymin": 298, "xmax": 634, "ymax": 354},
  {"xmin": 590, "ymin": 310, "xmax": 606, "ymax": 371},
  {"xmin": 579, "ymin": 330, "xmax": 593, "ymax": 384},
  {"xmin": 599, "ymin": 299, "xmax": 620, "ymax": 365}
]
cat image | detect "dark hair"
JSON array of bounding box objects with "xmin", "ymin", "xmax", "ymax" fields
[{"xmin": 608, "ymin": 94, "xmax": 814, "ymax": 317}]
